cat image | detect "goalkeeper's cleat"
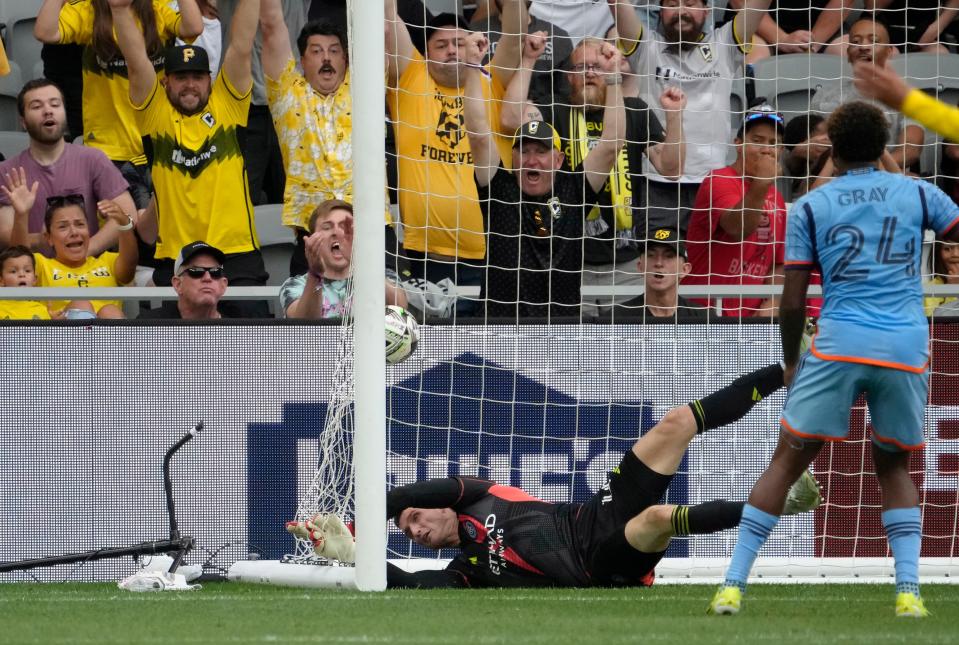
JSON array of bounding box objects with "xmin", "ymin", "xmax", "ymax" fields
[
  {"xmin": 895, "ymin": 592, "xmax": 929, "ymax": 618},
  {"xmin": 783, "ymin": 470, "xmax": 823, "ymax": 515},
  {"xmin": 285, "ymin": 514, "xmax": 356, "ymax": 563},
  {"xmin": 707, "ymin": 586, "xmax": 742, "ymax": 615}
]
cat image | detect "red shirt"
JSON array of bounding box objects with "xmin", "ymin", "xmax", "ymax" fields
[{"xmin": 684, "ymin": 166, "xmax": 786, "ymax": 317}]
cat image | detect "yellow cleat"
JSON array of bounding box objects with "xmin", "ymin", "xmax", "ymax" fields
[
  {"xmin": 895, "ymin": 592, "xmax": 929, "ymax": 618},
  {"xmin": 707, "ymin": 586, "xmax": 742, "ymax": 615}
]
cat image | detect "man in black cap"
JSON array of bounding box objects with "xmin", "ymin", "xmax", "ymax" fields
[
  {"xmin": 111, "ymin": 0, "xmax": 269, "ymax": 318},
  {"xmin": 610, "ymin": 227, "xmax": 707, "ymax": 322},
  {"xmin": 462, "ymin": 33, "xmax": 627, "ymax": 318},
  {"xmin": 139, "ymin": 241, "xmax": 229, "ymax": 319}
]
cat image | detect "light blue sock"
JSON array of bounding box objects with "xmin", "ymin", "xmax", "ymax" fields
[
  {"xmin": 882, "ymin": 506, "xmax": 922, "ymax": 597},
  {"xmin": 722, "ymin": 503, "xmax": 780, "ymax": 592}
]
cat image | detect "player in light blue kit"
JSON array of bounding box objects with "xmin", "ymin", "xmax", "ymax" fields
[{"xmin": 708, "ymin": 101, "xmax": 959, "ymax": 618}]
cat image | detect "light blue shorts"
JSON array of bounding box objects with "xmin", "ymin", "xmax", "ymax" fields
[{"xmin": 781, "ymin": 353, "xmax": 928, "ymax": 452}]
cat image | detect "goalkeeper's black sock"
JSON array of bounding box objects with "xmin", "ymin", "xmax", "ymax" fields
[
  {"xmin": 671, "ymin": 500, "xmax": 745, "ymax": 536},
  {"xmin": 688, "ymin": 363, "xmax": 785, "ymax": 433}
]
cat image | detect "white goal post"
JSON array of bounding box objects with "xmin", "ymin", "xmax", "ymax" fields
[{"xmin": 344, "ymin": 0, "xmax": 387, "ymax": 593}]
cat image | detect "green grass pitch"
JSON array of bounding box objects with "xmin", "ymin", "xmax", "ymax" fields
[{"xmin": 2, "ymin": 582, "xmax": 957, "ymax": 644}]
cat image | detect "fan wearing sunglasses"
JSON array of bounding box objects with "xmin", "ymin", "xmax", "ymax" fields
[
  {"xmin": 138, "ymin": 241, "xmax": 228, "ymax": 319},
  {"xmin": 3, "ymin": 168, "xmax": 138, "ymax": 319}
]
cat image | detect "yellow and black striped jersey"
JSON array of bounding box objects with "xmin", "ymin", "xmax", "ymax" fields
[{"xmin": 134, "ymin": 69, "xmax": 258, "ymax": 260}]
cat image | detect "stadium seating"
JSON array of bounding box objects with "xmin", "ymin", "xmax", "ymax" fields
[
  {"xmin": 892, "ymin": 53, "xmax": 959, "ymax": 109},
  {"xmin": 752, "ymin": 53, "xmax": 847, "ymax": 123},
  {"xmin": 0, "ymin": 129, "xmax": 27, "ymax": 159},
  {"xmin": 0, "ymin": 60, "xmax": 22, "ymax": 131},
  {"xmin": 254, "ymin": 203, "xmax": 296, "ymax": 288},
  {"xmin": 0, "ymin": 0, "xmax": 43, "ymax": 83},
  {"xmin": 729, "ymin": 76, "xmax": 748, "ymax": 133}
]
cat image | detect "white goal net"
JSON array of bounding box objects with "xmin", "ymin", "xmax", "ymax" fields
[{"xmin": 276, "ymin": 0, "xmax": 959, "ymax": 587}]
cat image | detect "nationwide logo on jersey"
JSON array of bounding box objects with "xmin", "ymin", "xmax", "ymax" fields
[
  {"xmin": 654, "ymin": 66, "xmax": 677, "ymax": 82},
  {"xmin": 654, "ymin": 66, "xmax": 720, "ymax": 82},
  {"xmin": 150, "ymin": 126, "xmax": 243, "ymax": 179}
]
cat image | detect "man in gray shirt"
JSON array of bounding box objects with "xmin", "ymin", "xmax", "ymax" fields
[
  {"xmin": 609, "ymin": 0, "xmax": 770, "ymax": 238},
  {"xmin": 810, "ymin": 18, "xmax": 924, "ymax": 173},
  {"xmin": 217, "ymin": 0, "xmax": 310, "ymax": 205}
]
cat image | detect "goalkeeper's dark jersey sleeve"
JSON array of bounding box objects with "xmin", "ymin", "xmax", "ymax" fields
[
  {"xmin": 391, "ymin": 477, "xmax": 589, "ymax": 588},
  {"xmin": 387, "ymin": 477, "xmax": 469, "ymax": 519}
]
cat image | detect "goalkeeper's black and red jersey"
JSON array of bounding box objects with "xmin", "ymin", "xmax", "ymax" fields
[{"xmin": 387, "ymin": 476, "xmax": 591, "ymax": 588}]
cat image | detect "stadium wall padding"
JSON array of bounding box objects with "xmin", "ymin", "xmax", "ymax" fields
[{"xmin": 1, "ymin": 322, "xmax": 956, "ymax": 581}]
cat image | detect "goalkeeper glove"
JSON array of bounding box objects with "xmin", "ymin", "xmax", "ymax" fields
[{"xmin": 285, "ymin": 514, "xmax": 356, "ymax": 563}]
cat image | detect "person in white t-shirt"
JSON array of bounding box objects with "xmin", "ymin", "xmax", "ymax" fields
[
  {"xmin": 531, "ymin": 0, "xmax": 615, "ymax": 45},
  {"xmin": 609, "ymin": 0, "xmax": 769, "ymax": 238},
  {"xmin": 178, "ymin": 0, "xmax": 222, "ymax": 75}
]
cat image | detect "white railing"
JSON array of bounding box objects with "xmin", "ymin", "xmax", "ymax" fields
[{"xmin": 6, "ymin": 284, "xmax": 959, "ymax": 302}]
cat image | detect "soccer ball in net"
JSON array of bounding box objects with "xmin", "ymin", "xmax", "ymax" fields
[{"xmin": 385, "ymin": 305, "xmax": 419, "ymax": 364}]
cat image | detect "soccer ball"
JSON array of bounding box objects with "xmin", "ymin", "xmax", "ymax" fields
[{"xmin": 385, "ymin": 305, "xmax": 419, "ymax": 364}]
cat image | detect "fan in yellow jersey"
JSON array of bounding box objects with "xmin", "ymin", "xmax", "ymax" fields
[
  {"xmin": 0, "ymin": 246, "xmax": 52, "ymax": 320},
  {"xmin": 854, "ymin": 60, "xmax": 959, "ymax": 145},
  {"xmin": 112, "ymin": 0, "xmax": 270, "ymax": 318},
  {"xmin": 35, "ymin": 0, "xmax": 203, "ymax": 208},
  {"xmin": 385, "ymin": 0, "xmax": 525, "ymax": 313},
  {"xmin": 4, "ymin": 167, "xmax": 138, "ymax": 319}
]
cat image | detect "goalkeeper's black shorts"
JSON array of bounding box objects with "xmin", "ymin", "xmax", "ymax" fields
[{"xmin": 573, "ymin": 449, "xmax": 671, "ymax": 587}]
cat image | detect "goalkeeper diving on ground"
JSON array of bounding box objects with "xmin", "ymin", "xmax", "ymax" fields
[{"xmin": 287, "ymin": 364, "xmax": 822, "ymax": 588}]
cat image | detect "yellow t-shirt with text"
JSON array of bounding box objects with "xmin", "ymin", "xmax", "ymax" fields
[
  {"xmin": 34, "ymin": 252, "xmax": 123, "ymax": 313},
  {"xmin": 387, "ymin": 52, "xmax": 509, "ymax": 259},
  {"xmin": 59, "ymin": 0, "xmax": 182, "ymax": 164},
  {"xmin": 134, "ymin": 70, "xmax": 257, "ymax": 260}
]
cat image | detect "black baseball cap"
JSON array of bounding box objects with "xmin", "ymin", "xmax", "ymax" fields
[
  {"xmin": 164, "ymin": 45, "xmax": 211, "ymax": 75},
  {"xmin": 174, "ymin": 241, "xmax": 226, "ymax": 275},
  {"xmin": 513, "ymin": 120, "xmax": 561, "ymax": 151},
  {"xmin": 643, "ymin": 228, "xmax": 687, "ymax": 258},
  {"xmin": 425, "ymin": 13, "xmax": 468, "ymax": 42}
]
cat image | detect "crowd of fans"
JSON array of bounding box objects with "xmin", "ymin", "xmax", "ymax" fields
[{"xmin": 0, "ymin": 0, "xmax": 957, "ymax": 322}]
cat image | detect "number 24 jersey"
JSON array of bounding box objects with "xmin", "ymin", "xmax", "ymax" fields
[{"xmin": 786, "ymin": 168, "xmax": 959, "ymax": 371}]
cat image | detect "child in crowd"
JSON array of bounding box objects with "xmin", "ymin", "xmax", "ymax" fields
[
  {"xmin": 925, "ymin": 235, "xmax": 959, "ymax": 316},
  {"xmin": 0, "ymin": 246, "xmax": 50, "ymax": 320}
]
